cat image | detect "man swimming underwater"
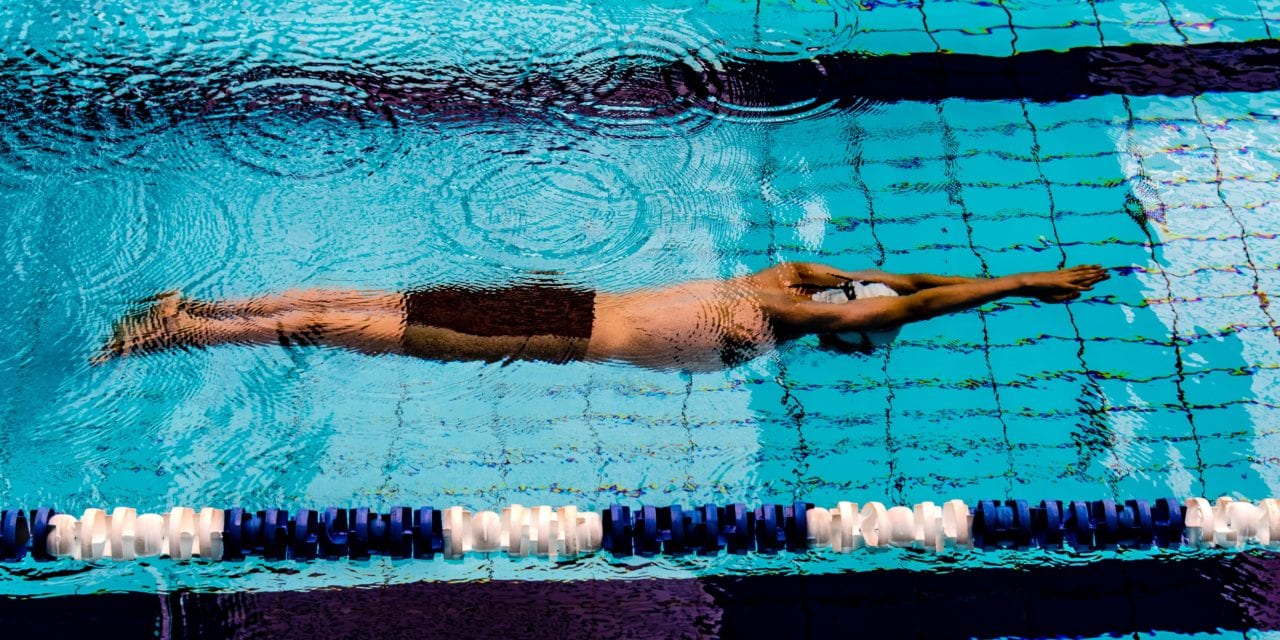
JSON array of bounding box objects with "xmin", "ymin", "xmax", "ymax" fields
[{"xmin": 96, "ymin": 263, "xmax": 1109, "ymax": 371}]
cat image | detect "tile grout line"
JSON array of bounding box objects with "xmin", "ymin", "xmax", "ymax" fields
[
  {"xmin": 1186, "ymin": 108, "xmax": 1280, "ymax": 328},
  {"xmin": 582, "ymin": 368, "xmax": 606, "ymax": 509},
  {"xmin": 844, "ymin": 112, "xmax": 901, "ymax": 503},
  {"xmin": 1154, "ymin": 5, "xmax": 1280, "ymax": 346},
  {"xmin": 1090, "ymin": 0, "xmax": 1208, "ymax": 496},
  {"xmin": 759, "ymin": 233, "xmax": 1280, "ymax": 260},
  {"xmin": 998, "ymin": 0, "xmax": 1120, "ymax": 499},
  {"xmin": 921, "ymin": 0, "xmax": 1017, "ymax": 501},
  {"xmin": 482, "ymin": 374, "xmax": 500, "ymax": 585},
  {"xmin": 1256, "ymin": 0, "xmax": 1275, "ymax": 39},
  {"xmin": 679, "ymin": 372, "xmax": 697, "ymax": 495},
  {"xmin": 1165, "ymin": 0, "xmax": 1280, "ymax": 499},
  {"xmin": 373, "ymin": 381, "xmax": 411, "ymax": 503},
  {"xmin": 488, "ymin": 376, "xmax": 511, "ymax": 510},
  {"xmin": 760, "ymin": 124, "xmax": 810, "ymax": 501}
]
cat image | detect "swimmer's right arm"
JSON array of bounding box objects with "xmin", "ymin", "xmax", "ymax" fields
[
  {"xmin": 817, "ymin": 268, "xmax": 983, "ymax": 295},
  {"xmin": 788, "ymin": 266, "xmax": 1109, "ymax": 333},
  {"xmin": 899, "ymin": 273, "xmax": 985, "ymax": 290},
  {"xmin": 797, "ymin": 276, "xmax": 1032, "ymax": 333},
  {"xmin": 780, "ymin": 262, "xmax": 984, "ymax": 295}
]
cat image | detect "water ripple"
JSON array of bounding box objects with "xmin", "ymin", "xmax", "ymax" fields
[
  {"xmin": 75, "ymin": 174, "xmax": 236, "ymax": 304},
  {"xmin": 551, "ymin": 23, "xmax": 725, "ymax": 131},
  {"xmin": 14, "ymin": 172, "xmax": 242, "ymax": 379},
  {"xmin": 736, "ymin": 0, "xmax": 860, "ymax": 62},
  {"xmin": 0, "ymin": 74, "xmax": 173, "ymax": 176},
  {"xmin": 430, "ymin": 125, "xmax": 657, "ymax": 277},
  {"xmin": 200, "ymin": 65, "xmax": 404, "ymax": 180}
]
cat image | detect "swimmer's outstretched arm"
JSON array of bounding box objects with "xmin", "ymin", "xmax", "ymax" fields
[
  {"xmin": 770, "ymin": 262, "xmax": 985, "ymax": 295},
  {"xmin": 780, "ymin": 265, "xmax": 1110, "ymax": 334}
]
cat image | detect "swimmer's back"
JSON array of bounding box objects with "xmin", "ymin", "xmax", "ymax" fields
[{"xmin": 587, "ymin": 278, "xmax": 777, "ymax": 371}]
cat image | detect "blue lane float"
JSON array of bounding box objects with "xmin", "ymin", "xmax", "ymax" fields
[{"xmin": 0, "ymin": 497, "xmax": 1276, "ymax": 562}]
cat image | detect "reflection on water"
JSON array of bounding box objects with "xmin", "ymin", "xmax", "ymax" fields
[
  {"xmin": 5, "ymin": 551, "xmax": 1280, "ymax": 638},
  {"xmin": 0, "ymin": 0, "xmax": 1276, "ymax": 598}
]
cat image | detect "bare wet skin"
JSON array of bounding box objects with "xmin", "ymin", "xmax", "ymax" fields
[
  {"xmin": 93, "ymin": 263, "xmax": 1111, "ymax": 370},
  {"xmin": 92, "ymin": 292, "xmax": 192, "ymax": 364}
]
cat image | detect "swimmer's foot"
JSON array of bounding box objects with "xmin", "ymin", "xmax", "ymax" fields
[
  {"xmin": 133, "ymin": 292, "xmax": 230, "ymax": 318},
  {"xmin": 92, "ymin": 292, "xmax": 195, "ymax": 364}
]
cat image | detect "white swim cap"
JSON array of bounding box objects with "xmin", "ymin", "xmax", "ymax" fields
[{"xmin": 812, "ymin": 281, "xmax": 900, "ymax": 349}]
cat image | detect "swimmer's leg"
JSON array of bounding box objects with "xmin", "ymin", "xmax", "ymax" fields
[
  {"xmin": 181, "ymin": 289, "xmax": 404, "ymax": 318},
  {"xmin": 190, "ymin": 308, "xmax": 407, "ymax": 354},
  {"xmin": 95, "ymin": 290, "xmax": 408, "ymax": 362}
]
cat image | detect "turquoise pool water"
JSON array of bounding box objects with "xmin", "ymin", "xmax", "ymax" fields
[{"xmin": 3, "ymin": 0, "xmax": 1280, "ymax": 628}]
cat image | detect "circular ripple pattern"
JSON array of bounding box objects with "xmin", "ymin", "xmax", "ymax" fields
[
  {"xmin": 201, "ymin": 71, "xmax": 404, "ymax": 181},
  {"xmin": 0, "ymin": 75, "xmax": 178, "ymax": 178},
  {"xmin": 16, "ymin": 172, "xmax": 240, "ymax": 374},
  {"xmin": 421, "ymin": 5, "xmax": 727, "ymax": 132},
  {"xmin": 711, "ymin": 57, "xmax": 858, "ymax": 122},
  {"xmin": 74, "ymin": 174, "xmax": 236, "ymax": 301},
  {"xmin": 432, "ymin": 141, "xmax": 652, "ymax": 276},
  {"xmin": 736, "ymin": 0, "xmax": 860, "ymax": 61},
  {"xmin": 552, "ymin": 20, "xmax": 726, "ymax": 132}
]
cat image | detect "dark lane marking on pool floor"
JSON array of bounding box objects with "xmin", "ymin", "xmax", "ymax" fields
[{"xmin": 6, "ymin": 39, "xmax": 1280, "ymax": 131}]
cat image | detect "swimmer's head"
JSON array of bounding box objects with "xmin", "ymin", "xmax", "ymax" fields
[{"xmin": 812, "ymin": 281, "xmax": 901, "ymax": 353}]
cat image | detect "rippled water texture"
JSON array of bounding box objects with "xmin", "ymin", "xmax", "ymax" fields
[
  {"xmin": 5, "ymin": 0, "xmax": 1280, "ymax": 603},
  {"xmin": 0, "ymin": 0, "xmax": 857, "ymax": 566}
]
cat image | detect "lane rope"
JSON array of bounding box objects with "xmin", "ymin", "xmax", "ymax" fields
[{"xmin": 2, "ymin": 497, "xmax": 1274, "ymax": 562}]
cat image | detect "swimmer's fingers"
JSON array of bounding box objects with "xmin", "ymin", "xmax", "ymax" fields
[
  {"xmin": 1070, "ymin": 268, "xmax": 1110, "ymax": 288},
  {"xmin": 1067, "ymin": 264, "xmax": 1109, "ymax": 277},
  {"xmin": 1082, "ymin": 271, "xmax": 1110, "ymax": 286}
]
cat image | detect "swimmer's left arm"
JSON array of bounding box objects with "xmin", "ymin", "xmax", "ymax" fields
[
  {"xmin": 780, "ymin": 263, "xmax": 921, "ymax": 293},
  {"xmin": 780, "ymin": 265, "xmax": 1109, "ymax": 336},
  {"xmin": 784, "ymin": 275, "xmax": 1032, "ymax": 334},
  {"xmin": 855, "ymin": 271, "xmax": 993, "ymax": 294},
  {"xmin": 782, "ymin": 263, "xmax": 983, "ymax": 295}
]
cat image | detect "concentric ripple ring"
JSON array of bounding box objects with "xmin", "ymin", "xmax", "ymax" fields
[{"xmin": 200, "ymin": 72, "xmax": 404, "ymax": 181}]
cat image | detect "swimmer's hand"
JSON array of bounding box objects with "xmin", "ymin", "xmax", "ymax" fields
[{"xmin": 1019, "ymin": 265, "xmax": 1111, "ymax": 303}]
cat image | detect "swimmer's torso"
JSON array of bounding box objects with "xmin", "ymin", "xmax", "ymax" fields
[
  {"xmin": 587, "ymin": 277, "xmax": 784, "ymax": 371},
  {"xmin": 396, "ymin": 268, "xmax": 806, "ymax": 369}
]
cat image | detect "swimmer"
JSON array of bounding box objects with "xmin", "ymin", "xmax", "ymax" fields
[{"xmin": 94, "ymin": 263, "xmax": 1109, "ymax": 371}]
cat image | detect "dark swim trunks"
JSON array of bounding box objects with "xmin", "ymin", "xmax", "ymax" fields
[{"xmin": 401, "ymin": 285, "xmax": 596, "ymax": 363}]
